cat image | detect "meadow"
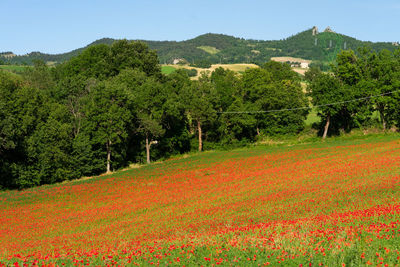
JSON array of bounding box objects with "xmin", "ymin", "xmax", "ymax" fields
[
  {"xmin": 1, "ymin": 134, "xmax": 400, "ymax": 266},
  {"xmin": 0, "ymin": 65, "xmax": 30, "ymax": 73}
]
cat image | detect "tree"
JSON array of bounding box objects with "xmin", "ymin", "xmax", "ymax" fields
[
  {"xmin": 135, "ymin": 79, "xmax": 165, "ymax": 164},
  {"xmin": 22, "ymin": 60, "xmax": 56, "ymax": 92},
  {"xmin": 210, "ymin": 67, "xmax": 240, "ymax": 112},
  {"xmin": 183, "ymin": 72, "xmax": 217, "ymax": 151},
  {"xmin": 306, "ymin": 71, "xmax": 344, "ymax": 138},
  {"xmin": 0, "ymin": 71, "xmax": 21, "ymax": 188},
  {"xmin": 108, "ymin": 40, "xmax": 161, "ymax": 78},
  {"xmin": 26, "ymin": 103, "xmax": 74, "ymax": 185},
  {"xmin": 333, "ymin": 50, "xmax": 361, "ymax": 86},
  {"xmin": 241, "ymin": 68, "xmax": 308, "ymax": 136},
  {"xmin": 60, "ymin": 44, "xmax": 111, "ymax": 80},
  {"xmin": 7, "ymin": 84, "xmax": 52, "ymax": 188},
  {"xmin": 360, "ymin": 49, "xmax": 398, "ymax": 130},
  {"xmin": 85, "ymin": 81, "xmax": 132, "ymax": 173},
  {"xmin": 113, "ymin": 69, "xmax": 165, "ymax": 164},
  {"xmin": 159, "ymin": 70, "xmax": 192, "ymax": 156},
  {"xmin": 262, "ymin": 61, "xmax": 300, "ymax": 82},
  {"xmin": 304, "ymin": 65, "xmax": 322, "ymax": 83},
  {"xmin": 219, "ymin": 97, "xmax": 257, "ymax": 144}
]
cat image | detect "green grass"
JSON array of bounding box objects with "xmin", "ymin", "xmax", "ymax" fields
[
  {"xmin": 0, "ymin": 65, "xmax": 30, "ymax": 73},
  {"xmin": 161, "ymin": 65, "xmax": 177, "ymax": 75},
  {"xmin": 197, "ymin": 46, "xmax": 220, "ymax": 54}
]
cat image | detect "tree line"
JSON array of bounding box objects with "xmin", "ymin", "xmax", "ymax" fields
[
  {"xmin": 307, "ymin": 48, "xmax": 400, "ymax": 138},
  {"xmin": 1, "ymin": 40, "xmax": 399, "ymax": 190}
]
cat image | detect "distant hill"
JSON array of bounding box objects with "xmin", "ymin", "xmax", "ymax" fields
[{"xmin": 1, "ymin": 27, "xmax": 398, "ymax": 66}]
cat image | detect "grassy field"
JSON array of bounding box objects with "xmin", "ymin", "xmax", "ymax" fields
[
  {"xmin": 1, "ymin": 133, "xmax": 400, "ymax": 266},
  {"xmin": 0, "ymin": 65, "xmax": 30, "ymax": 73},
  {"xmin": 197, "ymin": 46, "xmax": 221, "ymax": 54},
  {"xmin": 161, "ymin": 65, "xmax": 177, "ymax": 75}
]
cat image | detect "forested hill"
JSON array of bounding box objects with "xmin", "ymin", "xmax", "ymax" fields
[{"xmin": 1, "ymin": 27, "xmax": 398, "ymax": 65}]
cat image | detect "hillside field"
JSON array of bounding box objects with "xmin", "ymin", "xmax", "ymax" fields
[
  {"xmin": 0, "ymin": 65, "xmax": 30, "ymax": 73},
  {"xmin": 161, "ymin": 63, "xmax": 259, "ymax": 79},
  {"xmin": 1, "ymin": 134, "xmax": 400, "ymax": 266}
]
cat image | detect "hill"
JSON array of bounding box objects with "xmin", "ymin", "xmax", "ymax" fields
[
  {"xmin": 1, "ymin": 134, "xmax": 400, "ymax": 265},
  {"xmin": 1, "ymin": 27, "xmax": 398, "ymax": 66}
]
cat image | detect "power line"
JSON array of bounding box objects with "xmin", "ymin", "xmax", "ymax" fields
[{"xmin": 217, "ymin": 89, "xmax": 400, "ymax": 114}]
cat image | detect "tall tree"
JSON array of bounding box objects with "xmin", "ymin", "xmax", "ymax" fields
[
  {"xmin": 306, "ymin": 71, "xmax": 344, "ymax": 139},
  {"xmin": 108, "ymin": 40, "xmax": 161, "ymax": 78},
  {"xmin": 135, "ymin": 79, "xmax": 165, "ymax": 164},
  {"xmin": 210, "ymin": 67, "xmax": 240, "ymax": 112},
  {"xmin": 85, "ymin": 81, "xmax": 132, "ymax": 173},
  {"xmin": 241, "ymin": 67, "xmax": 308, "ymax": 136},
  {"xmin": 183, "ymin": 73, "xmax": 217, "ymax": 151},
  {"xmin": 113, "ymin": 69, "xmax": 165, "ymax": 164},
  {"xmin": 362, "ymin": 49, "xmax": 398, "ymax": 130},
  {"xmin": 0, "ymin": 72, "xmax": 21, "ymax": 188}
]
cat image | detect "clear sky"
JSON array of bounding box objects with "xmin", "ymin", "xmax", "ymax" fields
[{"xmin": 1, "ymin": 0, "xmax": 399, "ymax": 55}]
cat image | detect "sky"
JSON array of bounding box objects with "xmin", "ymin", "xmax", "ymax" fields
[{"xmin": 1, "ymin": 0, "xmax": 399, "ymax": 55}]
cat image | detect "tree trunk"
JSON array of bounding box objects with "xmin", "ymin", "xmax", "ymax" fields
[
  {"xmin": 106, "ymin": 139, "xmax": 111, "ymax": 173},
  {"xmin": 379, "ymin": 110, "xmax": 386, "ymax": 131},
  {"xmin": 322, "ymin": 114, "xmax": 330, "ymax": 139},
  {"xmin": 197, "ymin": 121, "xmax": 202, "ymax": 152},
  {"xmin": 256, "ymin": 127, "xmax": 260, "ymax": 136},
  {"xmin": 146, "ymin": 134, "xmax": 151, "ymax": 164}
]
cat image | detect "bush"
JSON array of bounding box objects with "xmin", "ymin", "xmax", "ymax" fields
[{"xmin": 184, "ymin": 68, "xmax": 198, "ymax": 77}]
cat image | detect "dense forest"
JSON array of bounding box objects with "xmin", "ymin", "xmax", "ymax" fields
[
  {"xmin": 1, "ymin": 28, "xmax": 398, "ymax": 66},
  {"xmin": 1, "ymin": 40, "xmax": 400, "ymax": 190}
]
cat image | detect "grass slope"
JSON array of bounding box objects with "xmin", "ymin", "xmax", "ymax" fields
[
  {"xmin": 0, "ymin": 65, "xmax": 30, "ymax": 73},
  {"xmin": 1, "ymin": 134, "xmax": 400, "ymax": 266},
  {"xmin": 197, "ymin": 46, "xmax": 220, "ymax": 54},
  {"xmin": 161, "ymin": 65, "xmax": 177, "ymax": 75}
]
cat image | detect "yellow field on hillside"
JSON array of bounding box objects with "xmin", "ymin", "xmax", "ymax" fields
[
  {"xmin": 271, "ymin": 56, "xmax": 312, "ymax": 64},
  {"xmin": 162, "ymin": 61, "xmax": 310, "ymax": 79},
  {"xmin": 162, "ymin": 63, "xmax": 259, "ymax": 79}
]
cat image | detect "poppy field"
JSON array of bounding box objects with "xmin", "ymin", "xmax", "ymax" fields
[{"xmin": 1, "ymin": 135, "xmax": 400, "ymax": 266}]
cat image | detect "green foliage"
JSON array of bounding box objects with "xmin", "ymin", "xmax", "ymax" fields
[
  {"xmin": 184, "ymin": 68, "xmax": 197, "ymax": 77},
  {"xmin": 2, "ymin": 38, "xmax": 400, "ymax": 190},
  {"xmin": 0, "ymin": 64, "xmax": 30, "ymax": 73},
  {"xmin": 241, "ymin": 66, "xmax": 308, "ymax": 136},
  {"xmin": 218, "ymin": 98, "xmax": 257, "ymax": 144},
  {"xmin": 307, "ymin": 72, "xmax": 344, "ymax": 119},
  {"xmin": 262, "ymin": 60, "xmax": 300, "ymax": 81},
  {"xmin": 84, "ymin": 81, "xmax": 132, "ymax": 171},
  {"xmin": 306, "ymin": 48, "xmax": 400, "ymax": 137},
  {"xmin": 190, "ymin": 59, "xmax": 212, "ymax": 68}
]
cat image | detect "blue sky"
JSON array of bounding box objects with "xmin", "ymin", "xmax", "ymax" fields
[{"xmin": 1, "ymin": 0, "xmax": 399, "ymax": 55}]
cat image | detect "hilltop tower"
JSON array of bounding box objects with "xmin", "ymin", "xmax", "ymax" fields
[
  {"xmin": 312, "ymin": 26, "xmax": 319, "ymax": 36},
  {"xmin": 324, "ymin": 26, "xmax": 335, "ymax": 33}
]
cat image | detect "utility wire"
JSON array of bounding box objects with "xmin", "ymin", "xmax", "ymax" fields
[{"xmin": 217, "ymin": 89, "xmax": 400, "ymax": 114}]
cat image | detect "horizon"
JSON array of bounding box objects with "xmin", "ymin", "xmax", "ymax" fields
[
  {"xmin": 2, "ymin": 27, "xmax": 397, "ymax": 57},
  {"xmin": 2, "ymin": 0, "xmax": 400, "ymax": 55},
  {"xmin": 0, "ymin": 27, "xmax": 350, "ymax": 56}
]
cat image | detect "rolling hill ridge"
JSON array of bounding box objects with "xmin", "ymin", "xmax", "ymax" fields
[{"xmin": 1, "ymin": 27, "xmax": 399, "ymax": 66}]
